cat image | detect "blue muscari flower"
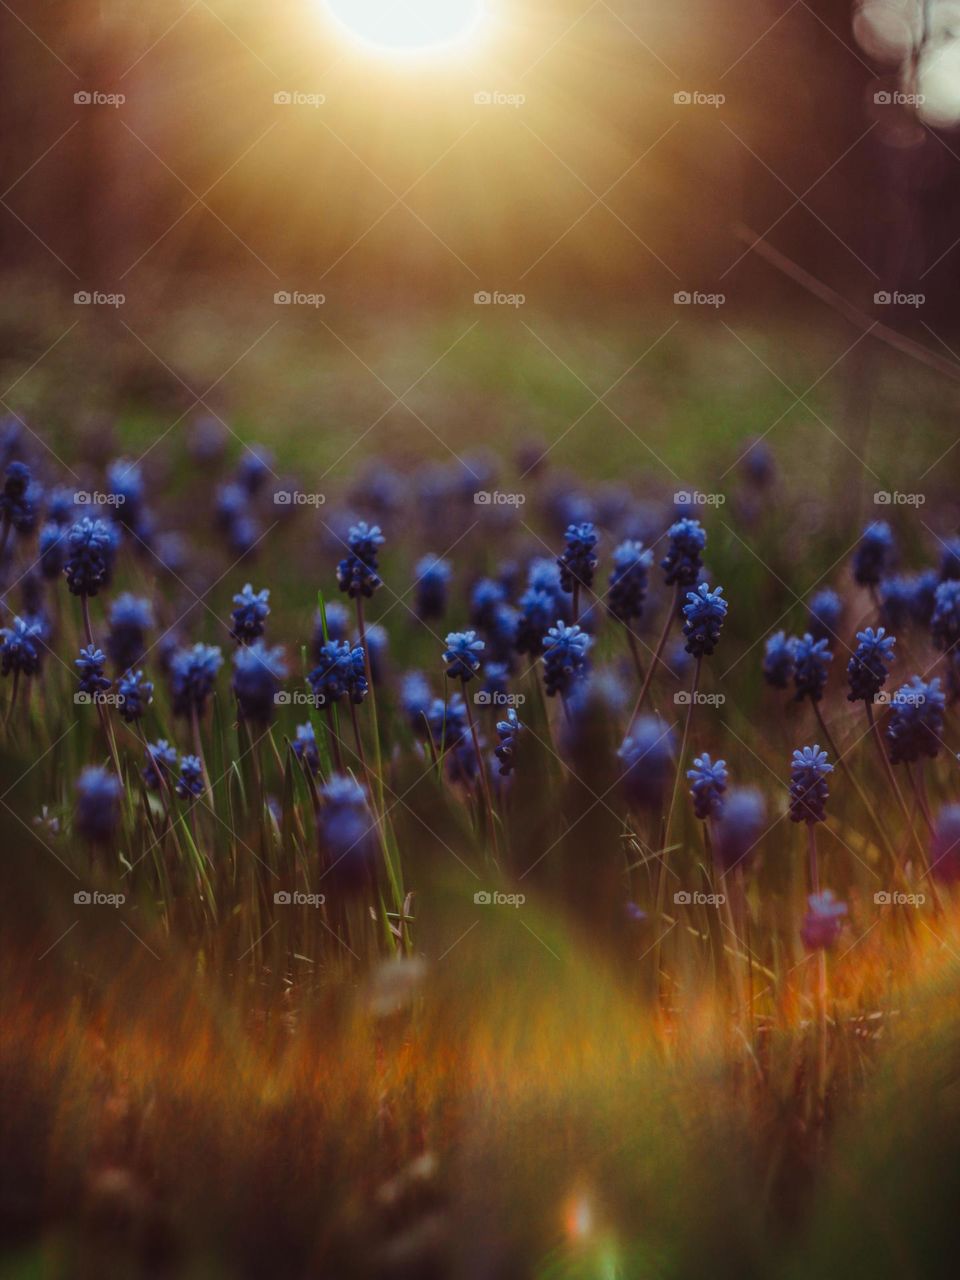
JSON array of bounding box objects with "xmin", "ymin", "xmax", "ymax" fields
[
  {"xmin": 142, "ymin": 739, "xmax": 177, "ymax": 791},
  {"xmin": 233, "ymin": 641, "xmax": 287, "ymax": 724},
  {"xmin": 687, "ymin": 752, "xmax": 728, "ymax": 820},
  {"xmin": 154, "ymin": 531, "xmax": 187, "ymax": 577},
  {"xmin": 400, "ymin": 671, "xmax": 433, "ymax": 735},
  {"xmin": 64, "ymin": 517, "xmax": 116, "ymax": 597},
  {"xmin": 46, "ymin": 487, "xmax": 78, "ymax": 526},
  {"xmin": 469, "ymin": 577, "xmax": 506, "ymax": 629},
  {"xmin": 740, "ymin": 438, "xmax": 775, "ymax": 487},
  {"xmin": 906, "ymin": 568, "xmax": 939, "ymax": 627},
  {"xmin": 494, "ymin": 707, "xmax": 523, "ymax": 776},
  {"xmin": 318, "ymin": 774, "xmax": 377, "ymax": 887},
  {"xmin": 931, "ymin": 579, "xmax": 960, "ymax": 652},
  {"xmin": 75, "ymin": 766, "xmax": 122, "ymax": 843},
  {"xmin": 414, "ymin": 554, "xmax": 452, "ymax": 621},
  {"xmin": 291, "ymin": 722, "xmax": 320, "ymax": 775},
  {"xmin": 226, "ymin": 513, "xmax": 260, "ymax": 558},
  {"xmin": 879, "ymin": 576, "xmax": 916, "ymax": 632},
  {"xmin": 660, "ymin": 518, "xmax": 706, "ymax": 588},
  {"xmin": 0, "ymin": 461, "xmax": 40, "ymax": 534},
  {"xmin": 886, "ymin": 676, "xmax": 946, "ymax": 765},
  {"xmin": 1, "ymin": 616, "xmax": 43, "ymax": 677},
  {"xmin": 236, "ymin": 445, "xmax": 273, "ymax": 495},
  {"xmin": 806, "ymin": 588, "xmax": 842, "ymax": 644},
  {"xmin": 557, "ymin": 521, "xmax": 599, "ymax": 594},
  {"xmin": 542, "ymin": 621, "xmax": 591, "ymax": 696},
  {"xmin": 170, "ymin": 643, "xmax": 223, "ymax": 717},
  {"xmin": 175, "ymin": 754, "xmax": 205, "ymax": 799},
  {"xmin": 607, "ymin": 539, "xmax": 653, "ymax": 624},
  {"xmin": 618, "ymin": 718, "xmax": 676, "ymax": 811},
  {"xmin": 801, "ymin": 890, "xmax": 847, "ymax": 951},
  {"xmin": 515, "ymin": 587, "xmax": 556, "ymax": 656},
  {"xmin": 38, "ymin": 522, "xmax": 66, "ymax": 579},
  {"xmin": 714, "ymin": 787, "xmax": 767, "ymax": 873},
  {"xmin": 846, "ymin": 627, "xmax": 896, "ymax": 703},
  {"xmin": 681, "ymin": 583, "xmax": 728, "ymax": 658},
  {"xmin": 481, "ymin": 662, "xmax": 510, "ymax": 700},
  {"xmin": 230, "ymin": 583, "xmax": 270, "ymax": 644},
  {"xmin": 309, "ymin": 639, "xmax": 368, "ymax": 705},
  {"xmin": 789, "ymin": 744, "xmax": 833, "ymax": 824},
  {"xmin": 763, "ymin": 631, "xmax": 795, "ymax": 689},
  {"xmin": 215, "ymin": 482, "xmax": 247, "ymax": 531},
  {"xmin": 443, "ymin": 629, "xmax": 484, "ymax": 682},
  {"xmin": 931, "ymin": 804, "xmax": 960, "ymax": 885},
  {"xmin": 483, "ymin": 603, "xmax": 519, "ymax": 667},
  {"xmin": 107, "ymin": 594, "xmax": 153, "ymax": 671},
  {"xmin": 792, "ymin": 633, "xmax": 833, "ymax": 703},
  {"xmin": 117, "ymin": 669, "xmax": 153, "ymax": 723},
  {"xmin": 853, "ymin": 521, "xmax": 894, "ymax": 587},
  {"xmin": 75, "ymin": 644, "xmax": 111, "ymax": 696},
  {"xmin": 105, "ymin": 458, "xmax": 144, "ymax": 525},
  {"xmin": 337, "ymin": 521, "xmax": 384, "ymax": 598},
  {"xmin": 527, "ymin": 557, "xmax": 564, "ymax": 597},
  {"xmin": 560, "ymin": 672, "xmax": 629, "ymax": 765},
  {"xmin": 427, "ymin": 692, "xmax": 468, "ymax": 749},
  {"xmin": 939, "ymin": 537, "xmax": 960, "ymax": 581}
]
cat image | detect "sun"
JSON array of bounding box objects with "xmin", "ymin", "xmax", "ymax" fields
[{"xmin": 323, "ymin": 0, "xmax": 486, "ymax": 55}]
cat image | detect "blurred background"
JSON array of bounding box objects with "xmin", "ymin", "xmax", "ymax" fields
[{"xmin": 2, "ymin": 0, "xmax": 959, "ymax": 319}]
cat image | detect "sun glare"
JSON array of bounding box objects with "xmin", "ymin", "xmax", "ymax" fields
[{"xmin": 323, "ymin": 0, "xmax": 486, "ymax": 55}]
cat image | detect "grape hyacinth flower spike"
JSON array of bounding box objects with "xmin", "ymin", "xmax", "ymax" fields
[
  {"xmin": 232, "ymin": 641, "xmax": 287, "ymax": 726},
  {"xmin": 75, "ymin": 766, "xmax": 122, "ymax": 845},
  {"xmin": 230, "ymin": 583, "xmax": 270, "ymax": 645},
  {"xmin": 557, "ymin": 521, "xmax": 598, "ymax": 620},
  {"xmin": 542, "ymin": 621, "xmax": 592, "ymax": 698},
  {"xmin": 143, "ymin": 739, "xmax": 177, "ymax": 792},
  {"xmin": 117, "ymin": 669, "xmax": 154, "ymax": 723},
  {"xmin": 687, "ymin": 753, "xmax": 728, "ymax": 821},
  {"xmin": 853, "ymin": 520, "xmax": 894, "ymax": 589},
  {"xmin": 762, "ymin": 631, "xmax": 795, "ymax": 689},
  {"xmin": 414, "ymin": 554, "xmax": 452, "ymax": 621},
  {"xmin": 846, "ymin": 627, "xmax": 896, "ymax": 705},
  {"xmin": 494, "ymin": 707, "xmax": 523, "ymax": 777}
]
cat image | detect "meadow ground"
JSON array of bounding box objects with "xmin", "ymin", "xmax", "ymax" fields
[{"xmin": 1, "ymin": 302, "xmax": 959, "ymax": 1278}]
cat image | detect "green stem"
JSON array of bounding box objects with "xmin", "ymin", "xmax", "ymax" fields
[{"xmin": 629, "ymin": 585, "xmax": 678, "ymax": 724}]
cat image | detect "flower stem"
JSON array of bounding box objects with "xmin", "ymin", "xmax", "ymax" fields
[
  {"xmin": 464, "ymin": 687, "xmax": 499, "ymax": 862},
  {"xmin": 629, "ymin": 585, "xmax": 678, "ymax": 724},
  {"xmin": 865, "ymin": 701, "xmax": 927, "ymax": 868}
]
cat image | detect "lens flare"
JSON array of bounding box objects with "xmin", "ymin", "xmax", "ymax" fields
[{"xmin": 323, "ymin": 0, "xmax": 486, "ymax": 54}]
